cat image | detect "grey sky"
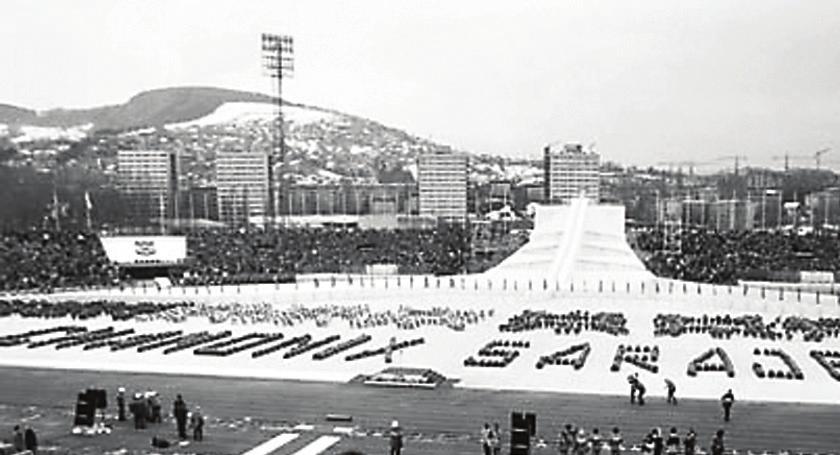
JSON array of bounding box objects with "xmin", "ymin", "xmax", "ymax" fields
[{"xmin": 2, "ymin": 0, "xmax": 838, "ymax": 168}]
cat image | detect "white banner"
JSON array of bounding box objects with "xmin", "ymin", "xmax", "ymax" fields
[
  {"xmin": 365, "ymin": 264, "xmax": 399, "ymax": 275},
  {"xmin": 800, "ymin": 271, "xmax": 835, "ymax": 284},
  {"xmin": 99, "ymin": 236, "xmax": 187, "ymax": 265}
]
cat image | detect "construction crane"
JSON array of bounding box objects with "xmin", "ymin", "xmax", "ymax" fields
[
  {"xmin": 772, "ymin": 148, "xmax": 832, "ymax": 171},
  {"xmin": 655, "ymin": 160, "xmax": 716, "ymax": 176},
  {"xmin": 815, "ymin": 148, "xmax": 831, "ymax": 170},
  {"xmin": 716, "ymin": 155, "xmax": 748, "ymax": 175}
]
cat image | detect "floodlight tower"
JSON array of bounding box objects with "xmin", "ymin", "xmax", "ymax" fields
[{"xmin": 262, "ymin": 33, "xmax": 294, "ymax": 226}]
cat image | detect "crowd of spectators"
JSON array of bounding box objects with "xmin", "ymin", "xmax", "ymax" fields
[
  {"xmin": 0, "ymin": 231, "xmax": 119, "ymax": 292},
  {"xmin": 550, "ymin": 423, "xmax": 718, "ymax": 455},
  {"xmin": 182, "ymin": 226, "xmax": 470, "ymax": 285},
  {"xmin": 0, "ymin": 225, "xmax": 520, "ymax": 292},
  {"xmin": 634, "ymin": 228, "xmax": 840, "ymax": 284}
]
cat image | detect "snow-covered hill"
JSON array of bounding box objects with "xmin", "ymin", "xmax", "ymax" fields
[{"xmin": 166, "ymin": 102, "xmax": 334, "ymax": 130}]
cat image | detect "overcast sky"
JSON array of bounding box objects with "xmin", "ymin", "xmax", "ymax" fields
[{"xmin": 2, "ymin": 0, "xmax": 839, "ymax": 168}]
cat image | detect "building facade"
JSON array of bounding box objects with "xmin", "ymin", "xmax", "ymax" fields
[
  {"xmin": 417, "ymin": 151, "xmax": 469, "ymax": 221},
  {"xmin": 807, "ymin": 187, "xmax": 840, "ymax": 229},
  {"xmin": 117, "ymin": 149, "xmax": 179, "ymax": 224},
  {"xmin": 284, "ymin": 183, "xmax": 417, "ymax": 216},
  {"xmin": 711, "ymin": 199, "xmax": 757, "ymax": 231},
  {"xmin": 216, "ymin": 151, "xmax": 270, "ymax": 226},
  {"xmin": 543, "ymin": 144, "xmax": 600, "ymax": 204}
]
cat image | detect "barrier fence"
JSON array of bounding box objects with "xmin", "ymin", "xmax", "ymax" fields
[{"xmin": 5, "ymin": 273, "xmax": 839, "ymax": 318}]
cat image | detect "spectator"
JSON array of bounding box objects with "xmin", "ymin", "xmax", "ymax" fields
[
  {"xmin": 573, "ymin": 428, "xmax": 589, "ymax": 455},
  {"xmin": 12, "ymin": 425, "xmax": 24, "ymax": 452},
  {"xmin": 481, "ymin": 423, "xmax": 491, "ymax": 455},
  {"xmin": 389, "ymin": 420, "xmax": 403, "ymax": 455},
  {"xmin": 491, "ymin": 422, "xmax": 502, "ymax": 455},
  {"xmin": 589, "ymin": 427, "xmax": 603, "ymax": 455},
  {"xmin": 665, "ymin": 427, "xmax": 680, "ymax": 455},
  {"xmin": 721, "ymin": 389, "xmax": 735, "ymax": 422},
  {"xmin": 191, "ymin": 406, "xmax": 204, "ymax": 441},
  {"xmin": 24, "ymin": 425, "xmax": 37, "ymax": 455},
  {"xmin": 710, "ymin": 429, "xmax": 725, "ymax": 455},
  {"xmin": 129, "ymin": 393, "xmax": 147, "ymax": 430},
  {"xmin": 116, "ymin": 387, "xmax": 126, "ymax": 422},
  {"xmin": 608, "ymin": 427, "xmax": 623, "ymax": 455},
  {"xmin": 683, "ymin": 428, "xmax": 697, "ymax": 455},
  {"xmin": 173, "ymin": 394, "xmax": 188, "ymax": 439}
]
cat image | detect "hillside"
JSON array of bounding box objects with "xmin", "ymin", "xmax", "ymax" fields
[
  {"xmin": 0, "ymin": 87, "xmax": 273, "ymax": 131},
  {"xmin": 0, "ymin": 86, "xmax": 538, "ymax": 191},
  {"xmin": 0, "ymin": 104, "xmax": 36, "ymax": 124}
]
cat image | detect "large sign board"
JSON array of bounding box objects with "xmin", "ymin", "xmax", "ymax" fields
[
  {"xmin": 99, "ymin": 236, "xmax": 187, "ymax": 266},
  {"xmin": 800, "ymin": 271, "xmax": 835, "ymax": 284}
]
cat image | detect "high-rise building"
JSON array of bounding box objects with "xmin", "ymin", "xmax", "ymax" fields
[
  {"xmin": 418, "ymin": 151, "xmax": 469, "ymax": 221},
  {"xmin": 543, "ymin": 144, "xmax": 600, "ymax": 204},
  {"xmin": 711, "ymin": 199, "xmax": 757, "ymax": 231},
  {"xmin": 117, "ymin": 149, "xmax": 179, "ymax": 224},
  {"xmin": 285, "ymin": 183, "xmax": 416, "ymax": 216},
  {"xmin": 216, "ymin": 151, "xmax": 270, "ymax": 226},
  {"xmin": 749, "ymin": 189, "xmax": 783, "ymax": 230},
  {"xmin": 807, "ymin": 187, "xmax": 840, "ymax": 229}
]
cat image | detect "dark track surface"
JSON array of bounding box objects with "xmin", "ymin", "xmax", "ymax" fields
[{"xmin": 0, "ymin": 366, "xmax": 838, "ymax": 454}]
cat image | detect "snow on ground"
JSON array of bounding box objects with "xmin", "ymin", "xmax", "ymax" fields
[
  {"xmin": 165, "ymin": 102, "xmax": 334, "ymax": 129},
  {"xmin": 11, "ymin": 124, "xmax": 92, "ymax": 143},
  {"xmin": 2, "ymin": 278, "xmax": 839, "ymax": 405},
  {"xmin": 0, "ymin": 123, "xmax": 8, "ymax": 137}
]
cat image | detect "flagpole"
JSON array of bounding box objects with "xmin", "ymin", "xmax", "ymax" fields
[
  {"xmin": 159, "ymin": 193, "xmax": 165, "ymax": 234},
  {"xmin": 85, "ymin": 191, "xmax": 92, "ymax": 231},
  {"xmin": 52, "ymin": 187, "xmax": 61, "ymax": 231}
]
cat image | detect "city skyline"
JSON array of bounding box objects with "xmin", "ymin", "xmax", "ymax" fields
[{"xmin": 2, "ymin": 0, "xmax": 839, "ymax": 168}]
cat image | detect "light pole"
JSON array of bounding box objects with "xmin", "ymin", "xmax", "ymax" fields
[{"xmin": 262, "ymin": 33, "xmax": 294, "ymax": 227}]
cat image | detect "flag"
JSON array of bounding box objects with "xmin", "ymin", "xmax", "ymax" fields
[
  {"xmin": 51, "ymin": 190, "xmax": 59, "ymax": 219},
  {"xmin": 85, "ymin": 191, "xmax": 93, "ymax": 211}
]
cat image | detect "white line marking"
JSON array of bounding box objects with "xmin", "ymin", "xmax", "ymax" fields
[
  {"xmin": 290, "ymin": 435, "xmax": 341, "ymax": 455},
  {"xmin": 241, "ymin": 432, "xmax": 299, "ymax": 455}
]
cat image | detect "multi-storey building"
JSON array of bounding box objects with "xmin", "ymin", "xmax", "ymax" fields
[
  {"xmin": 417, "ymin": 151, "xmax": 469, "ymax": 221},
  {"xmin": 543, "ymin": 143, "xmax": 600, "ymax": 204},
  {"xmin": 216, "ymin": 151, "xmax": 270, "ymax": 226},
  {"xmin": 117, "ymin": 150, "xmax": 179, "ymax": 224},
  {"xmin": 284, "ymin": 183, "xmax": 417, "ymax": 216},
  {"xmin": 711, "ymin": 199, "xmax": 757, "ymax": 231},
  {"xmin": 807, "ymin": 187, "xmax": 840, "ymax": 229},
  {"xmin": 749, "ymin": 189, "xmax": 783, "ymax": 230}
]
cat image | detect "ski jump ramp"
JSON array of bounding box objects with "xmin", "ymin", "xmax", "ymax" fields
[{"xmin": 485, "ymin": 198, "xmax": 653, "ymax": 283}]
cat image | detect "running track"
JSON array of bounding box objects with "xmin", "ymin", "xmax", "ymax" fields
[{"xmin": 0, "ymin": 367, "xmax": 838, "ymax": 454}]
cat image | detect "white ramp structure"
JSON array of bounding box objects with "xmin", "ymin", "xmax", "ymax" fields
[{"xmin": 485, "ymin": 198, "xmax": 653, "ymax": 283}]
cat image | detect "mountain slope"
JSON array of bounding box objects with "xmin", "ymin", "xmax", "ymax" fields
[
  {"xmin": 0, "ymin": 104, "xmax": 36, "ymax": 124},
  {"xmin": 0, "ymin": 87, "xmax": 273, "ymax": 131}
]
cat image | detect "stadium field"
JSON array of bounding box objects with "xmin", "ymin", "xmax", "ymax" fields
[{"xmin": 0, "ymin": 366, "xmax": 838, "ymax": 454}]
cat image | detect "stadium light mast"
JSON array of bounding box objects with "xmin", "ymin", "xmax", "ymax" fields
[{"xmin": 262, "ymin": 33, "xmax": 294, "ymax": 227}]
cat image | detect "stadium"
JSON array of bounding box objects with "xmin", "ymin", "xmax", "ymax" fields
[{"xmin": 1, "ymin": 199, "xmax": 839, "ymax": 455}]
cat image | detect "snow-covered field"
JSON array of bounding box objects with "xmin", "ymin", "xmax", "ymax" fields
[
  {"xmin": 2, "ymin": 279, "xmax": 839, "ymax": 405},
  {"xmin": 165, "ymin": 102, "xmax": 334, "ymax": 129}
]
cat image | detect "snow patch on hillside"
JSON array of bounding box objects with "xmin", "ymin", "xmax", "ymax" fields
[
  {"xmin": 11, "ymin": 124, "xmax": 92, "ymax": 143},
  {"xmin": 166, "ymin": 102, "xmax": 334, "ymax": 129}
]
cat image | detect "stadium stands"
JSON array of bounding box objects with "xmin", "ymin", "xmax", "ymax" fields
[{"xmin": 635, "ymin": 228, "xmax": 840, "ymax": 284}]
